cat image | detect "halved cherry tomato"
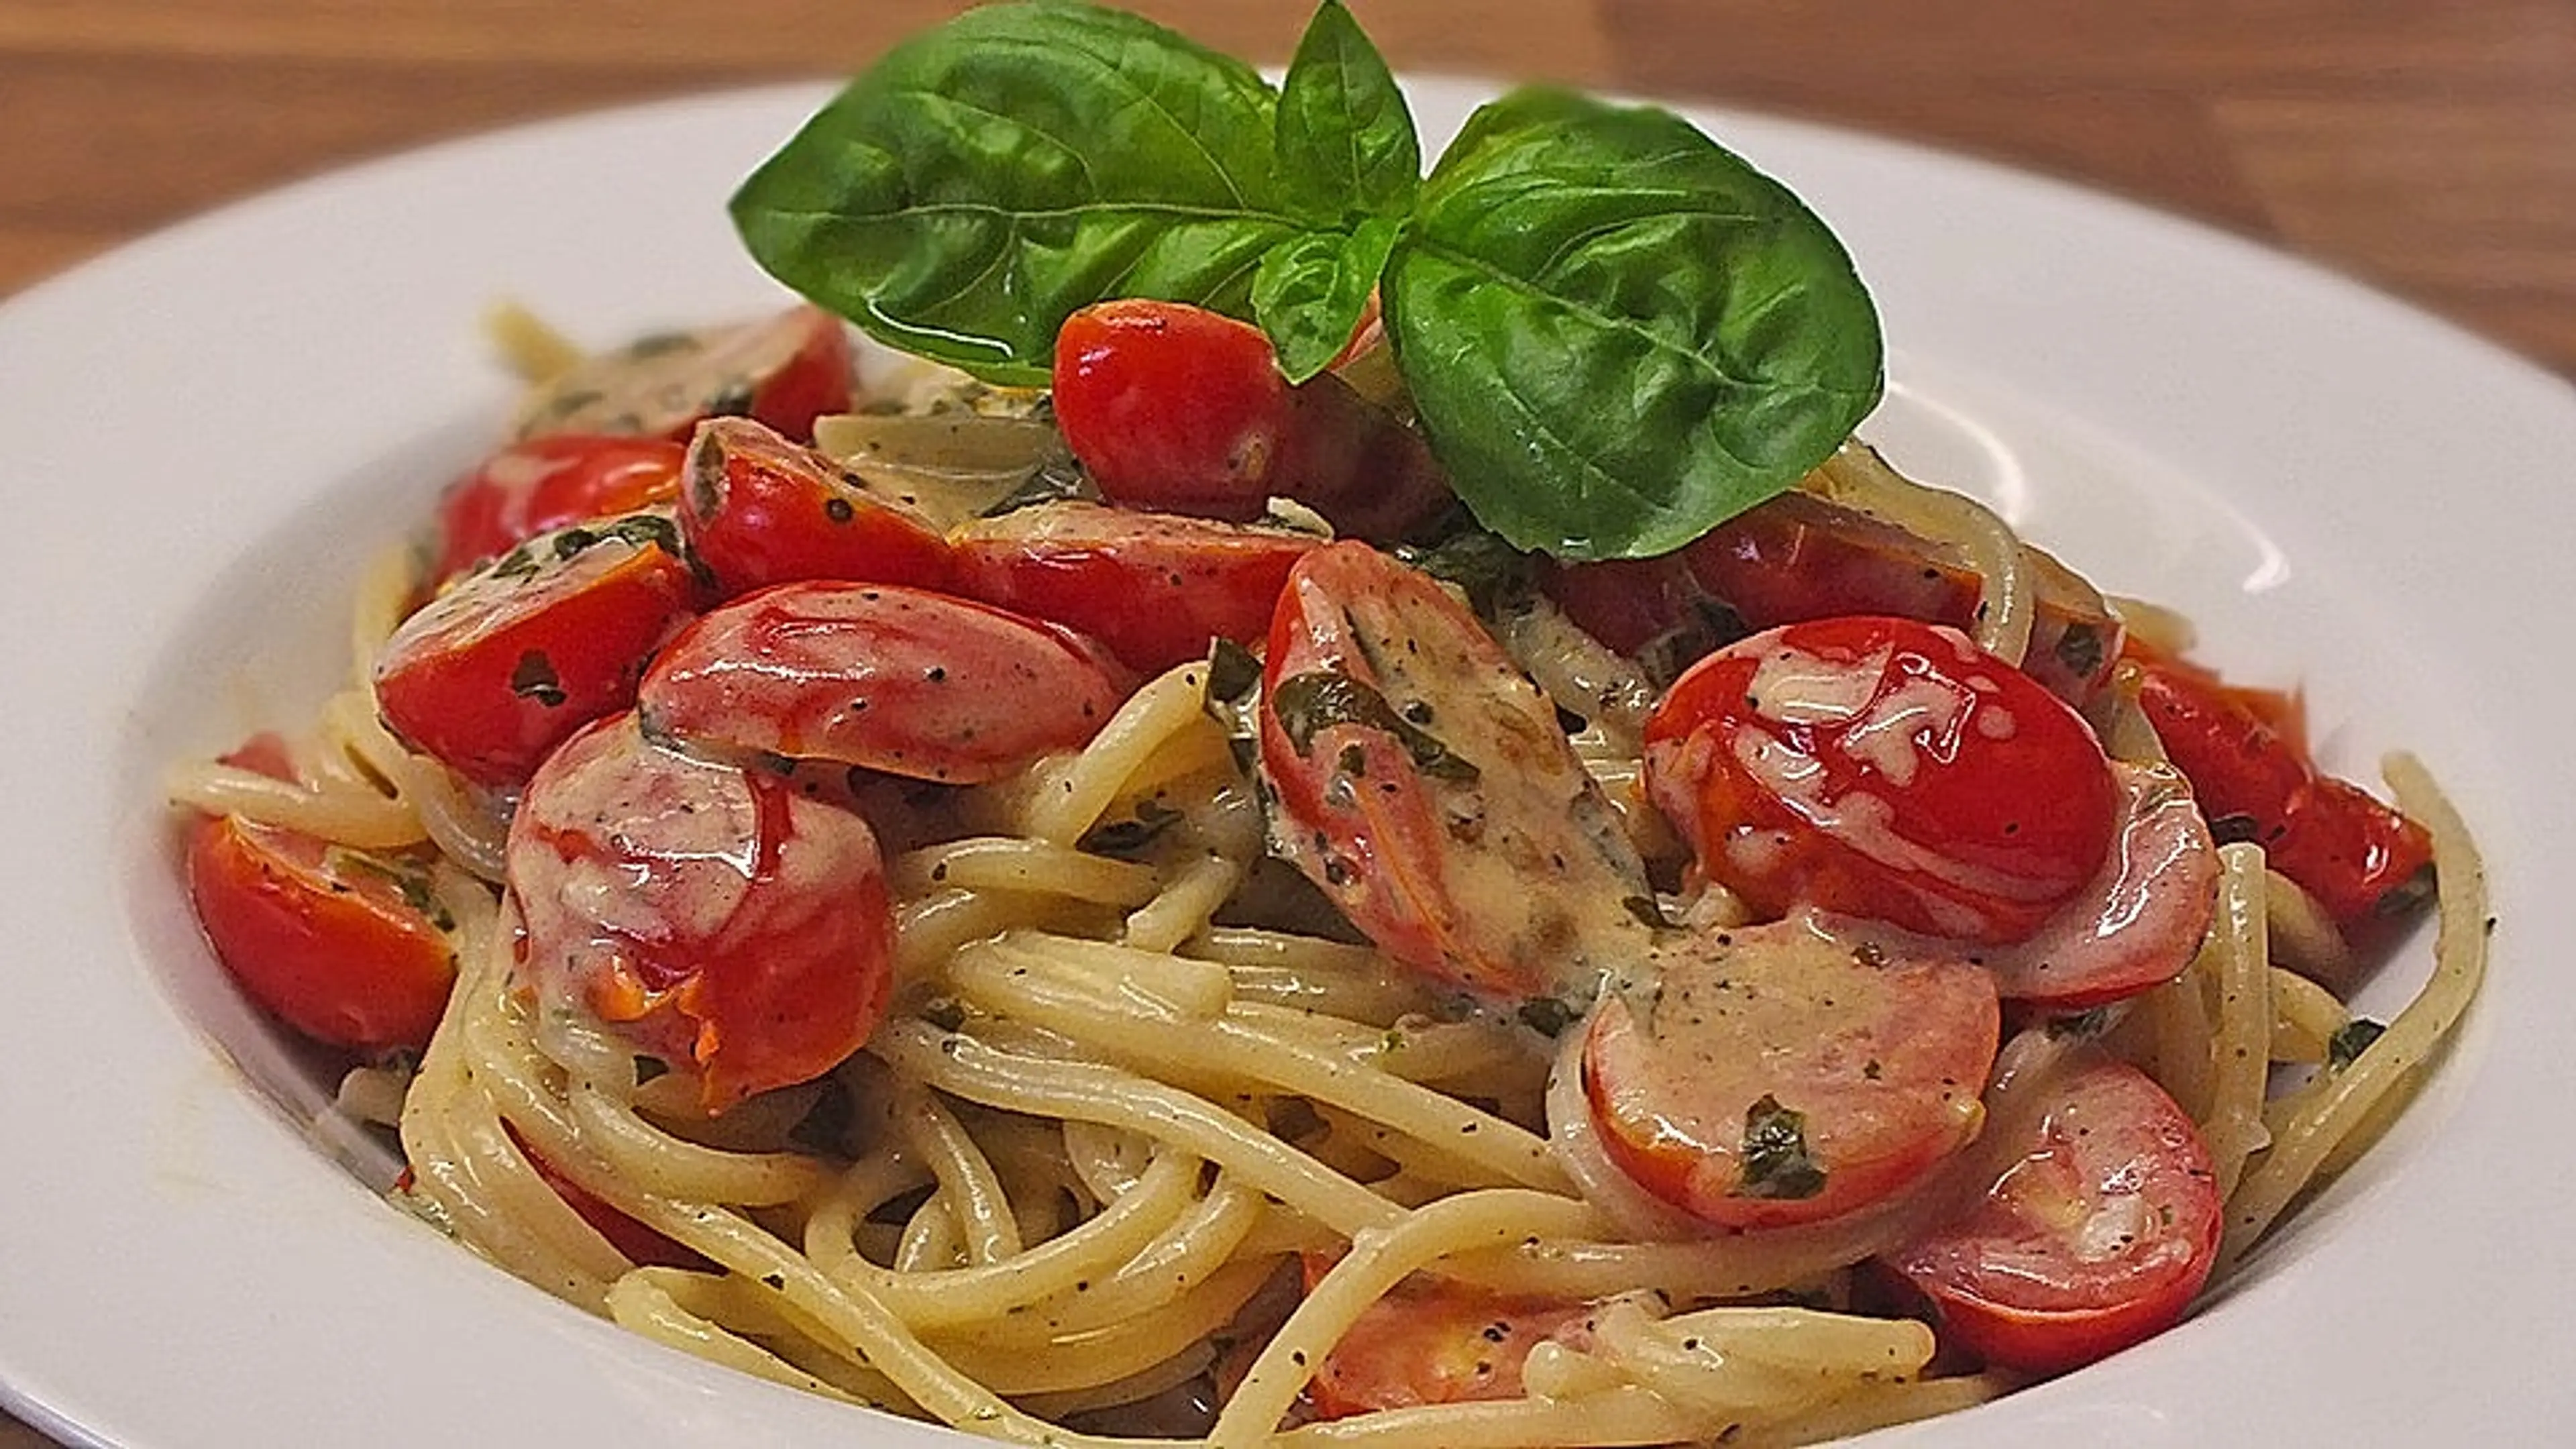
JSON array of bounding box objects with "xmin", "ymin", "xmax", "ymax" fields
[
  {"xmin": 678, "ymin": 417, "xmax": 955, "ymax": 597},
  {"xmin": 1301, "ymin": 1260, "xmax": 1603, "ymax": 1418},
  {"xmin": 1880, "ymin": 1040, "xmax": 2221, "ymax": 1375},
  {"xmin": 1051, "ymin": 299, "xmax": 1451, "ymax": 543},
  {"xmin": 508, "ymin": 712, "xmax": 894, "ymax": 1113},
  {"xmin": 514, "ymin": 305, "xmax": 855, "ymax": 444},
  {"xmin": 508, "ymin": 1124, "xmax": 711, "ymax": 1271},
  {"xmin": 1258, "ymin": 541, "xmax": 1654, "ymax": 1004},
  {"xmin": 949, "ymin": 500, "xmax": 1320, "ymax": 674},
  {"xmin": 1541, "ymin": 491, "xmax": 2125, "ymax": 704},
  {"xmin": 1974, "ymin": 762, "xmax": 2217, "ymax": 1009},
  {"xmin": 1645, "ymin": 616, "xmax": 2120, "ymax": 945},
  {"xmin": 186, "ymin": 804, "xmax": 455, "ymax": 1052},
  {"xmin": 374, "ymin": 513, "xmax": 704, "ymax": 787},
  {"xmin": 1582, "ymin": 916, "xmax": 1998, "ymax": 1230},
  {"xmin": 637, "ymin": 581, "xmax": 1126, "ymax": 786},
  {"xmin": 2127, "ymin": 648, "xmax": 2433, "ymax": 939},
  {"xmin": 432, "ymin": 434, "xmax": 686, "ymax": 582}
]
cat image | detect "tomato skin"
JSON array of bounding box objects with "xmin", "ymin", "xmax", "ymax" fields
[
  {"xmin": 1645, "ymin": 616, "xmax": 2119, "ymax": 945},
  {"xmin": 678, "ymin": 417, "xmax": 955, "ymax": 598},
  {"xmin": 1581, "ymin": 916, "xmax": 1998, "ymax": 1230},
  {"xmin": 1051, "ymin": 300, "xmax": 1450, "ymax": 543},
  {"xmin": 374, "ymin": 514, "xmax": 704, "ymax": 788},
  {"xmin": 949, "ymin": 500, "xmax": 1320, "ymax": 674},
  {"xmin": 433, "ymin": 435, "xmax": 686, "ymax": 582},
  {"xmin": 185, "ymin": 814, "xmax": 455, "ymax": 1053},
  {"xmin": 508, "ymin": 712, "xmax": 894, "ymax": 1113},
  {"xmin": 1540, "ymin": 492, "xmax": 2125, "ymax": 704},
  {"xmin": 508, "ymin": 1125, "xmax": 712, "ymax": 1271},
  {"xmin": 1258, "ymin": 542, "xmax": 1654, "ymax": 1003},
  {"xmin": 637, "ymin": 581, "xmax": 1126, "ymax": 786},
  {"xmin": 2129, "ymin": 650, "xmax": 2433, "ymax": 937},
  {"xmin": 1302, "ymin": 1262, "xmax": 1602, "ymax": 1418},
  {"xmin": 514, "ymin": 305, "xmax": 855, "ymax": 444},
  {"xmin": 1881, "ymin": 1044, "xmax": 2222, "ymax": 1376}
]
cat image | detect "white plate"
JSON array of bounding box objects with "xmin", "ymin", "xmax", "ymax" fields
[{"xmin": 2, "ymin": 77, "xmax": 2570, "ymax": 1448}]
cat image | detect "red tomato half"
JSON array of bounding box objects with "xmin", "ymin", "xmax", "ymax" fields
[
  {"xmin": 1303, "ymin": 1265, "xmax": 1603, "ymax": 1418},
  {"xmin": 2128, "ymin": 649, "xmax": 2433, "ymax": 941},
  {"xmin": 186, "ymin": 815, "xmax": 455, "ymax": 1053},
  {"xmin": 374, "ymin": 513, "xmax": 704, "ymax": 788},
  {"xmin": 678, "ymin": 417, "xmax": 955, "ymax": 598},
  {"xmin": 949, "ymin": 500, "xmax": 1320, "ymax": 674},
  {"xmin": 508, "ymin": 712, "xmax": 894, "ymax": 1112},
  {"xmin": 1582, "ymin": 916, "xmax": 1998, "ymax": 1230},
  {"xmin": 433, "ymin": 435, "xmax": 686, "ymax": 582},
  {"xmin": 1882, "ymin": 1044, "xmax": 2222, "ymax": 1375},
  {"xmin": 1645, "ymin": 616, "xmax": 2119, "ymax": 945},
  {"xmin": 637, "ymin": 582, "xmax": 1126, "ymax": 786},
  {"xmin": 1258, "ymin": 542, "xmax": 1653, "ymax": 1004},
  {"xmin": 1051, "ymin": 299, "xmax": 1451, "ymax": 543},
  {"xmin": 514, "ymin": 305, "xmax": 855, "ymax": 444}
]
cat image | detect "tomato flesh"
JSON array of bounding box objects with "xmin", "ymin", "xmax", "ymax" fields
[
  {"xmin": 374, "ymin": 513, "xmax": 703, "ymax": 787},
  {"xmin": 1645, "ymin": 616, "xmax": 2119, "ymax": 945},
  {"xmin": 637, "ymin": 581, "xmax": 1126, "ymax": 786},
  {"xmin": 508, "ymin": 712, "xmax": 894, "ymax": 1112},
  {"xmin": 1581, "ymin": 916, "xmax": 1998, "ymax": 1230},
  {"xmin": 949, "ymin": 500, "xmax": 1320, "ymax": 674},
  {"xmin": 433, "ymin": 434, "xmax": 686, "ymax": 582},
  {"xmin": 1881, "ymin": 1044, "xmax": 2221, "ymax": 1375},
  {"xmin": 1258, "ymin": 542, "xmax": 1653, "ymax": 1004},
  {"xmin": 185, "ymin": 814, "xmax": 455, "ymax": 1053},
  {"xmin": 679, "ymin": 417, "xmax": 955, "ymax": 597}
]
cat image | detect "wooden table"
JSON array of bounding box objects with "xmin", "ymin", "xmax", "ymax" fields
[{"xmin": 3, "ymin": 1, "xmax": 2569, "ymax": 1442}]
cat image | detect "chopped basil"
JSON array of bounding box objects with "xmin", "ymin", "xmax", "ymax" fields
[
  {"xmin": 1270, "ymin": 669, "xmax": 1479, "ymax": 784},
  {"xmin": 1079, "ymin": 799, "xmax": 1183, "ymax": 856},
  {"xmin": 509, "ymin": 649, "xmax": 567, "ymax": 708},
  {"xmin": 1205, "ymin": 637, "xmax": 1264, "ymax": 706},
  {"xmin": 1737, "ymin": 1094, "xmax": 1827, "ymax": 1200},
  {"xmin": 2328, "ymin": 1017, "xmax": 2387, "ymax": 1071}
]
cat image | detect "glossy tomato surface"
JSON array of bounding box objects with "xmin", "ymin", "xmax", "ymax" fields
[
  {"xmin": 1646, "ymin": 615, "xmax": 2118, "ymax": 944},
  {"xmin": 1882, "ymin": 1043, "xmax": 2222, "ymax": 1375},
  {"xmin": 1304, "ymin": 1267, "xmax": 1602, "ymax": 1418},
  {"xmin": 507, "ymin": 712, "xmax": 894, "ymax": 1112},
  {"xmin": 513, "ymin": 305, "xmax": 855, "ymax": 443},
  {"xmin": 185, "ymin": 815, "xmax": 455, "ymax": 1053},
  {"xmin": 678, "ymin": 416, "xmax": 953, "ymax": 597},
  {"xmin": 1582, "ymin": 916, "xmax": 1998, "ymax": 1230},
  {"xmin": 374, "ymin": 514, "xmax": 704, "ymax": 788},
  {"xmin": 433, "ymin": 434, "xmax": 686, "ymax": 582}
]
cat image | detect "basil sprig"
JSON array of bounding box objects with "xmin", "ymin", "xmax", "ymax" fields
[{"xmin": 731, "ymin": 0, "xmax": 1882, "ymax": 561}]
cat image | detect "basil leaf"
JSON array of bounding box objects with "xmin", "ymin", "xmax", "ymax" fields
[
  {"xmin": 1737, "ymin": 1093, "xmax": 1829, "ymax": 1200},
  {"xmin": 729, "ymin": 1, "xmax": 1298, "ymax": 386},
  {"xmin": 1275, "ymin": 0, "xmax": 1419, "ymax": 222},
  {"xmin": 1254, "ymin": 215, "xmax": 1402, "ymax": 383},
  {"xmin": 1384, "ymin": 87, "xmax": 1883, "ymax": 561}
]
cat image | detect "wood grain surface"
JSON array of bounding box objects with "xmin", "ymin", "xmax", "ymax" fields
[{"xmin": 2, "ymin": 0, "xmax": 2569, "ymax": 1443}]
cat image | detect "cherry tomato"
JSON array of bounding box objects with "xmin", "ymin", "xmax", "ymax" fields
[
  {"xmin": 186, "ymin": 807, "xmax": 456, "ymax": 1053},
  {"xmin": 507, "ymin": 1125, "xmax": 712, "ymax": 1271},
  {"xmin": 1880, "ymin": 1042, "xmax": 2221, "ymax": 1375},
  {"xmin": 1051, "ymin": 299, "xmax": 1451, "ymax": 543},
  {"xmin": 1302, "ymin": 1263, "xmax": 1602, "ymax": 1417},
  {"xmin": 1645, "ymin": 616, "xmax": 2119, "ymax": 945},
  {"xmin": 678, "ymin": 417, "xmax": 955, "ymax": 598},
  {"xmin": 637, "ymin": 581, "xmax": 1126, "ymax": 786},
  {"xmin": 1582, "ymin": 916, "xmax": 1998, "ymax": 1230},
  {"xmin": 432, "ymin": 434, "xmax": 686, "ymax": 582},
  {"xmin": 1258, "ymin": 542, "xmax": 1655, "ymax": 1004},
  {"xmin": 2127, "ymin": 648, "xmax": 2433, "ymax": 938},
  {"xmin": 508, "ymin": 712, "xmax": 894, "ymax": 1113},
  {"xmin": 949, "ymin": 500, "xmax": 1320, "ymax": 674},
  {"xmin": 1974, "ymin": 762, "xmax": 2218, "ymax": 1009},
  {"xmin": 1540, "ymin": 492, "xmax": 2125, "ymax": 704},
  {"xmin": 374, "ymin": 513, "xmax": 704, "ymax": 788},
  {"xmin": 514, "ymin": 305, "xmax": 855, "ymax": 444}
]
